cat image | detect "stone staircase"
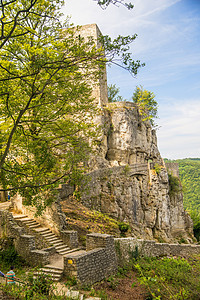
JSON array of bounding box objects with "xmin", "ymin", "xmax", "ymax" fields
[
  {"xmin": 34, "ymin": 264, "xmax": 64, "ymax": 282},
  {"xmin": 13, "ymin": 214, "xmax": 82, "ymax": 256},
  {"xmin": 12, "ymin": 213, "xmax": 84, "ymax": 281}
]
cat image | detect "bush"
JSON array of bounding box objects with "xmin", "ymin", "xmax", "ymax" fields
[
  {"xmin": 118, "ymin": 222, "xmax": 129, "ymax": 236},
  {"xmin": 26, "ymin": 272, "xmax": 53, "ymax": 297},
  {"xmin": 168, "ymin": 173, "xmax": 181, "ymax": 196},
  {"xmin": 0, "ymin": 238, "xmax": 26, "ymax": 269},
  {"xmin": 154, "ymin": 163, "xmax": 162, "ymax": 175},
  {"xmin": 189, "ymin": 210, "xmax": 200, "ymax": 241},
  {"xmin": 134, "ymin": 256, "xmax": 200, "ymax": 299}
]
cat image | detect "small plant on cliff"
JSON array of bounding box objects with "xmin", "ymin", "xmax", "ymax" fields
[
  {"xmin": 154, "ymin": 163, "xmax": 162, "ymax": 175},
  {"xmin": 108, "ymin": 84, "xmax": 125, "ymax": 102},
  {"xmin": 123, "ymin": 164, "xmax": 131, "ymax": 175},
  {"xmin": 189, "ymin": 209, "xmax": 200, "ymax": 241},
  {"xmin": 118, "ymin": 222, "xmax": 129, "ymax": 236},
  {"xmin": 168, "ymin": 173, "xmax": 181, "ymax": 196}
]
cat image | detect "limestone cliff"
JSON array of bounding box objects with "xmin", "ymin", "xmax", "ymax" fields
[
  {"xmin": 61, "ymin": 24, "xmax": 194, "ymax": 243},
  {"xmin": 72, "ymin": 101, "xmax": 193, "ymax": 243}
]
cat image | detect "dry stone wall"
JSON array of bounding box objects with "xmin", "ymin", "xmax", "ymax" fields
[
  {"xmin": 12, "ymin": 193, "xmax": 68, "ymax": 235},
  {"xmin": 0, "ymin": 210, "xmax": 49, "ymax": 266},
  {"xmin": 64, "ymin": 233, "xmax": 117, "ymax": 285},
  {"xmin": 115, "ymin": 238, "xmax": 200, "ymax": 264}
]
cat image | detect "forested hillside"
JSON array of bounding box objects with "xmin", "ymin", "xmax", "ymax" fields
[{"xmin": 165, "ymin": 158, "xmax": 200, "ymax": 211}]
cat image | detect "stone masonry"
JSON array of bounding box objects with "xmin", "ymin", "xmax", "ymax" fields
[
  {"xmin": 115, "ymin": 238, "xmax": 200, "ymax": 265},
  {"xmin": 64, "ymin": 233, "xmax": 117, "ymax": 285},
  {"xmin": 0, "ymin": 209, "xmax": 49, "ymax": 266}
]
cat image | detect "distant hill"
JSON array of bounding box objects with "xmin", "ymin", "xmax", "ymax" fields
[{"xmin": 164, "ymin": 158, "xmax": 200, "ymax": 212}]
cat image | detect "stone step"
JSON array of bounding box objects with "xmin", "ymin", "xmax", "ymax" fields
[
  {"xmin": 56, "ymin": 245, "xmax": 70, "ymax": 251},
  {"xmin": 33, "ymin": 273, "xmax": 61, "ymax": 281},
  {"xmin": 41, "ymin": 232, "xmax": 56, "ymax": 238},
  {"xmin": 42, "ymin": 236, "xmax": 58, "ymax": 241},
  {"xmin": 55, "ymin": 245, "xmax": 70, "ymax": 251},
  {"xmin": 0, "ymin": 202, "xmax": 11, "ymax": 210},
  {"xmin": 47, "ymin": 238, "xmax": 63, "ymax": 245},
  {"xmin": 13, "ymin": 214, "xmax": 28, "ymax": 220},
  {"xmin": 48, "ymin": 240, "xmax": 64, "ymax": 246},
  {"xmin": 34, "ymin": 270, "xmax": 61, "ymax": 278},
  {"xmin": 44, "ymin": 236, "xmax": 60, "ymax": 242},
  {"xmin": 22, "ymin": 218, "xmax": 36, "ymax": 223},
  {"xmin": 29, "ymin": 224, "xmax": 41, "ymax": 229},
  {"xmin": 19, "ymin": 217, "xmax": 34, "ymax": 222},
  {"xmin": 34, "ymin": 264, "xmax": 63, "ymax": 282},
  {"xmin": 23, "ymin": 221, "xmax": 38, "ymax": 226},
  {"xmin": 50, "ymin": 239, "xmax": 64, "ymax": 245},
  {"xmin": 62, "ymin": 249, "xmax": 86, "ymax": 256},
  {"xmin": 44, "ymin": 265, "xmax": 63, "ymax": 271},
  {"xmin": 36, "ymin": 228, "xmax": 51, "ymax": 234},
  {"xmin": 58, "ymin": 248, "xmax": 83, "ymax": 256},
  {"xmin": 51, "ymin": 242, "xmax": 64, "ymax": 248},
  {"xmin": 57, "ymin": 249, "xmax": 72, "ymax": 255},
  {"xmin": 40, "ymin": 267, "xmax": 63, "ymax": 275},
  {"xmin": 12, "ymin": 213, "xmax": 77, "ymax": 258}
]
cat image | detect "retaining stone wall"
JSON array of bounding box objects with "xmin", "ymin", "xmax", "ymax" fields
[
  {"xmin": 64, "ymin": 233, "xmax": 117, "ymax": 285},
  {"xmin": 12, "ymin": 193, "xmax": 67, "ymax": 235},
  {"xmin": 60, "ymin": 230, "xmax": 78, "ymax": 249},
  {"xmin": 115, "ymin": 238, "xmax": 200, "ymax": 264},
  {"xmin": 0, "ymin": 210, "xmax": 49, "ymax": 266}
]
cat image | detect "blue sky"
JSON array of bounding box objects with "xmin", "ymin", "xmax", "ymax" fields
[{"xmin": 63, "ymin": 0, "xmax": 200, "ymax": 159}]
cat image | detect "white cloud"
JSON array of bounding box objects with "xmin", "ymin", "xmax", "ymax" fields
[
  {"xmin": 62, "ymin": 0, "xmax": 200, "ymax": 159},
  {"xmin": 157, "ymin": 99, "xmax": 200, "ymax": 158}
]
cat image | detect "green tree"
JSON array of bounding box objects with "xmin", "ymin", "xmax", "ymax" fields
[
  {"xmin": 189, "ymin": 210, "xmax": 200, "ymax": 241},
  {"xmin": 0, "ymin": 0, "xmax": 142, "ymax": 211},
  {"xmin": 0, "ymin": 0, "xmax": 133, "ymax": 51},
  {"xmin": 107, "ymin": 84, "xmax": 124, "ymax": 102},
  {"xmin": 165, "ymin": 158, "xmax": 200, "ymax": 211},
  {"xmin": 94, "ymin": 0, "xmax": 134, "ymax": 9},
  {"xmin": 132, "ymin": 86, "xmax": 158, "ymax": 127}
]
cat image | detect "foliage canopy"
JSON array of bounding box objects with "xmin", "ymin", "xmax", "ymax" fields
[
  {"xmin": 0, "ymin": 0, "xmax": 143, "ymax": 210},
  {"xmin": 107, "ymin": 84, "xmax": 124, "ymax": 102},
  {"xmin": 132, "ymin": 86, "xmax": 158, "ymax": 127},
  {"xmin": 165, "ymin": 158, "xmax": 200, "ymax": 240}
]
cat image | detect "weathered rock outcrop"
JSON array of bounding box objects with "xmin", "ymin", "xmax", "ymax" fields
[
  {"xmin": 74, "ymin": 102, "xmax": 193, "ymax": 242},
  {"xmin": 62, "ymin": 24, "xmax": 194, "ymax": 243}
]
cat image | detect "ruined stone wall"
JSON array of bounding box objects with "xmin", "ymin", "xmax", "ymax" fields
[
  {"xmin": 0, "ymin": 210, "xmax": 49, "ymax": 266},
  {"xmin": 12, "ymin": 194, "xmax": 67, "ymax": 235},
  {"xmin": 165, "ymin": 162, "xmax": 179, "ymax": 177},
  {"xmin": 115, "ymin": 238, "xmax": 200, "ymax": 264},
  {"xmin": 64, "ymin": 233, "xmax": 117, "ymax": 285}
]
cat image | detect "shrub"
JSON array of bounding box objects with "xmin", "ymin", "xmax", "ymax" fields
[
  {"xmin": 168, "ymin": 173, "xmax": 181, "ymax": 196},
  {"xmin": 26, "ymin": 272, "xmax": 53, "ymax": 297},
  {"xmin": 118, "ymin": 222, "xmax": 129, "ymax": 236},
  {"xmin": 0, "ymin": 238, "xmax": 26, "ymax": 269},
  {"xmin": 154, "ymin": 163, "xmax": 162, "ymax": 175},
  {"xmin": 134, "ymin": 256, "xmax": 200, "ymax": 299}
]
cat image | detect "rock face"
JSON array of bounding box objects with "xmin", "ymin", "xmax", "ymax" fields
[
  {"xmin": 61, "ymin": 24, "xmax": 194, "ymax": 243},
  {"xmin": 77, "ymin": 102, "xmax": 193, "ymax": 242}
]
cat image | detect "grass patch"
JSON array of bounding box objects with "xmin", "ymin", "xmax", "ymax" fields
[{"xmin": 134, "ymin": 256, "xmax": 200, "ymax": 299}]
